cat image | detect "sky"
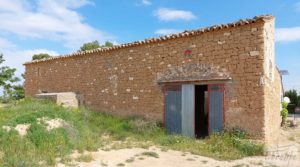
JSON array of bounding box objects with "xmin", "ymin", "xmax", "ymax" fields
[{"xmin": 0, "ymin": 0, "xmax": 299, "ymax": 92}]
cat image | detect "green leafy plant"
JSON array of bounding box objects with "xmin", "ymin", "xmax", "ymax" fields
[
  {"xmin": 0, "ymin": 53, "xmax": 21, "ymax": 103},
  {"xmin": 8, "ymin": 85, "xmax": 25, "ymax": 101},
  {"xmin": 281, "ymin": 109, "xmax": 288, "ymax": 120},
  {"xmin": 224, "ymin": 127, "xmax": 247, "ymax": 139},
  {"xmin": 281, "ymin": 102, "xmax": 289, "ymax": 126},
  {"xmin": 32, "ymin": 53, "xmax": 51, "ymax": 60},
  {"xmin": 282, "ymin": 101, "xmax": 288, "ymax": 109},
  {"xmin": 79, "ymin": 40, "xmax": 114, "ymax": 52}
]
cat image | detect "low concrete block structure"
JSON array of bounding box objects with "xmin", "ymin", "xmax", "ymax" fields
[{"xmin": 35, "ymin": 92, "xmax": 79, "ymax": 108}]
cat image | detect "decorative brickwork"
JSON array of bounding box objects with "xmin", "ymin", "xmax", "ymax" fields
[{"xmin": 24, "ymin": 15, "xmax": 281, "ymax": 140}]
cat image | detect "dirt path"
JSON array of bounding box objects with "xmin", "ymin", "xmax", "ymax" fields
[
  {"xmin": 263, "ymin": 115, "xmax": 300, "ymax": 167},
  {"xmin": 57, "ymin": 116, "xmax": 300, "ymax": 167},
  {"xmin": 57, "ymin": 146, "xmax": 275, "ymax": 167}
]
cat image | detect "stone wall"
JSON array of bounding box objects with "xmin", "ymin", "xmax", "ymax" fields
[
  {"xmin": 24, "ymin": 16, "xmax": 280, "ymax": 140},
  {"xmin": 264, "ymin": 69, "xmax": 282, "ymax": 143},
  {"xmin": 262, "ymin": 18, "xmax": 282, "ymax": 142}
]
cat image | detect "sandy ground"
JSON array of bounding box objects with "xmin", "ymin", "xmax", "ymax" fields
[
  {"xmin": 37, "ymin": 117, "xmax": 67, "ymax": 131},
  {"xmin": 2, "ymin": 124, "xmax": 31, "ymax": 136},
  {"xmin": 56, "ymin": 147, "xmax": 263, "ymax": 167},
  {"xmin": 2, "ymin": 117, "xmax": 67, "ymax": 136},
  {"xmin": 56, "ymin": 145, "xmax": 298, "ymax": 167},
  {"xmin": 56, "ymin": 116, "xmax": 300, "ymax": 167}
]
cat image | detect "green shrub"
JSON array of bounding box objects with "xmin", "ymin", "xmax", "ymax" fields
[
  {"xmin": 224, "ymin": 127, "xmax": 246, "ymax": 139},
  {"xmin": 280, "ymin": 101, "xmax": 289, "ymax": 126},
  {"xmin": 282, "ymin": 102, "xmax": 288, "ymax": 109},
  {"xmin": 202, "ymin": 132, "xmax": 264, "ymax": 159},
  {"xmin": 281, "ymin": 101, "xmax": 289, "ymax": 126},
  {"xmin": 281, "ymin": 108, "xmax": 288, "ymax": 126},
  {"xmin": 0, "ymin": 99, "xmax": 103, "ymax": 166},
  {"xmin": 281, "ymin": 108, "xmax": 288, "ymax": 119}
]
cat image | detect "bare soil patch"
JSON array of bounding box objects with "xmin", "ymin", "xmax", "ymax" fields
[{"xmin": 57, "ymin": 117, "xmax": 300, "ymax": 167}]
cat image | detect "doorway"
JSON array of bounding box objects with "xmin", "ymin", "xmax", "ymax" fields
[
  {"xmin": 195, "ymin": 85, "xmax": 208, "ymax": 138},
  {"xmin": 164, "ymin": 84, "xmax": 224, "ymax": 138}
]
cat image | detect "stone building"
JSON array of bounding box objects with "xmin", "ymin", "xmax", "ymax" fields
[{"xmin": 24, "ymin": 15, "xmax": 282, "ymax": 141}]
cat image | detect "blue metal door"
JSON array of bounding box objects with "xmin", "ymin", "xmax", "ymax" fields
[
  {"xmin": 165, "ymin": 87, "xmax": 182, "ymax": 134},
  {"xmin": 208, "ymin": 84, "xmax": 224, "ymax": 133},
  {"xmin": 181, "ymin": 84, "xmax": 195, "ymax": 137}
]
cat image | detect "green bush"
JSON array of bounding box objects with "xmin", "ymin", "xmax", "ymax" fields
[
  {"xmin": 0, "ymin": 85, "xmax": 25, "ymax": 103},
  {"xmin": 282, "ymin": 102, "xmax": 288, "ymax": 109},
  {"xmin": 281, "ymin": 108, "xmax": 288, "ymax": 126},
  {"xmin": 281, "ymin": 108, "xmax": 288, "ymax": 118},
  {"xmin": 224, "ymin": 127, "xmax": 246, "ymax": 139},
  {"xmin": 0, "ymin": 99, "xmax": 103, "ymax": 166},
  {"xmin": 280, "ymin": 101, "xmax": 289, "ymax": 126},
  {"xmin": 203, "ymin": 132, "xmax": 264, "ymax": 159}
]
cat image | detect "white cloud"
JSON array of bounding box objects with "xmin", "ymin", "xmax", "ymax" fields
[
  {"xmin": 155, "ymin": 29, "xmax": 182, "ymax": 35},
  {"xmin": 0, "ymin": 37, "xmax": 16, "ymax": 49},
  {"xmin": 295, "ymin": 2, "xmax": 300, "ymax": 12},
  {"xmin": 154, "ymin": 8, "xmax": 196, "ymax": 21},
  {"xmin": 0, "ymin": 0, "xmax": 114, "ymax": 50},
  {"xmin": 48, "ymin": 0, "xmax": 95, "ymax": 9},
  {"xmin": 3, "ymin": 48, "xmax": 59, "ymax": 78},
  {"xmin": 142, "ymin": 0, "xmax": 152, "ymax": 6},
  {"xmin": 0, "ymin": 37, "xmax": 59, "ymax": 80},
  {"xmin": 276, "ymin": 27, "xmax": 300, "ymax": 42}
]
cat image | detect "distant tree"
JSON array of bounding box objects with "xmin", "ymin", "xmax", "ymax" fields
[
  {"xmin": 103, "ymin": 41, "xmax": 113, "ymax": 47},
  {"xmin": 0, "ymin": 53, "xmax": 20, "ymax": 101},
  {"xmin": 32, "ymin": 53, "xmax": 51, "ymax": 60},
  {"xmin": 285, "ymin": 89, "xmax": 298, "ymax": 105},
  {"xmin": 9, "ymin": 85, "xmax": 25, "ymax": 100},
  {"xmin": 21, "ymin": 73, "xmax": 25, "ymax": 79},
  {"xmin": 80, "ymin": 40, "xmax": 100, "ymax": 51},
  {"xmin": 79, "ymin": 40, "xmax": 114, "ymax": 51}
]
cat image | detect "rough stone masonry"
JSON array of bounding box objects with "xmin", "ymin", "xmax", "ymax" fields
[{"xmin": 24, "ymin": 15, "xmax": 282, "ymax": 141}]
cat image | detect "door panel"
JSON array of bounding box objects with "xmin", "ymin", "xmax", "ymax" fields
[
  {"xmin": 165, "ymin": 89, "xmax": 182, "ymax": 134},
  {"xmin": 208, "ymin": 84, "xmax": 224, "ymax": 133},
  {"xmin": 181, "ymin": 84, "xmax": 195, "ymax": 137}
]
